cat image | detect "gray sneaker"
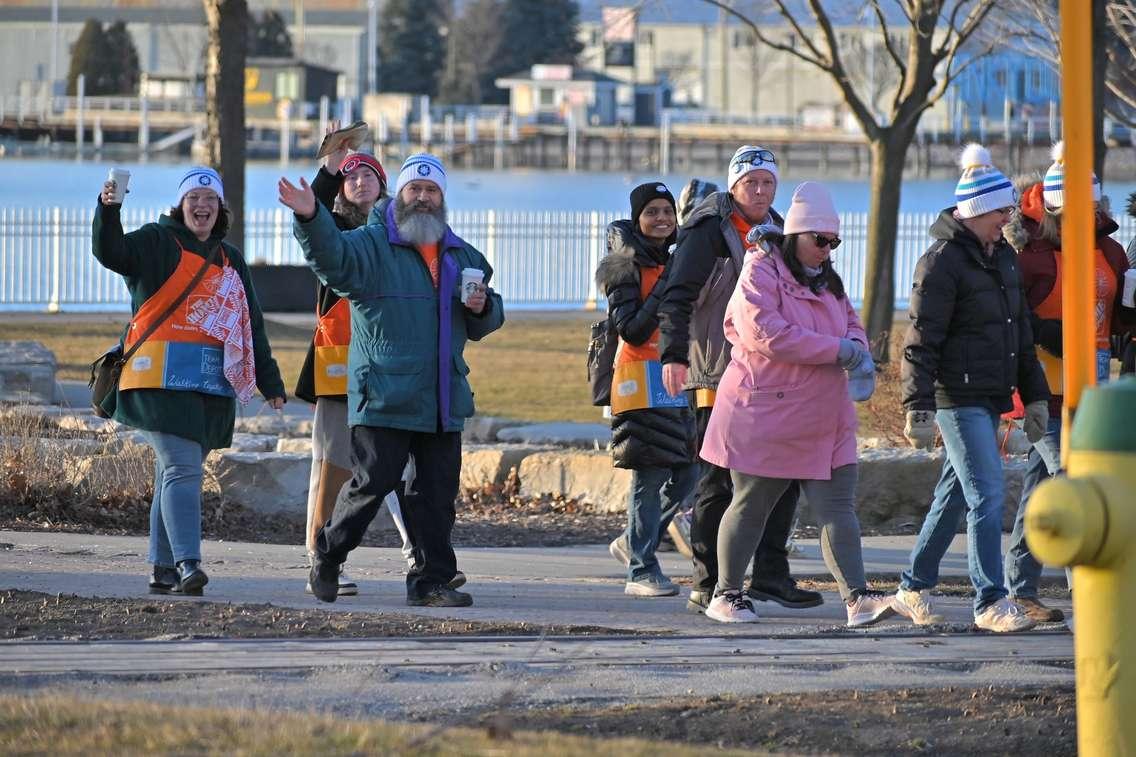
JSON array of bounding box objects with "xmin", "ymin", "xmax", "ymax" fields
[
  {"xmin": 608, "ymin": 534, "xmax": 630, "ymax": 567},
  {"xmin": 624, "ymin": 574, "xmax": 679, "ymax": 597}
]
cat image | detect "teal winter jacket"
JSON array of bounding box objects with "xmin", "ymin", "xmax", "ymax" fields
[{"xmin": 293, "ymin": 202, "xmax": 504, "ymax": 432}]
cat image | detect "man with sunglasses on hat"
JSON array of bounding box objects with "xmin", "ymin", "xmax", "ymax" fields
[{"xmin": 657, "ymin": 145, "xmax": 821, "ymax": 614}]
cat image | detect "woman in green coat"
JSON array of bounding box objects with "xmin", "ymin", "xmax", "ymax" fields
[{"xmin": 94, "ymin": 167, "xmax": 287, "ymax": 596}]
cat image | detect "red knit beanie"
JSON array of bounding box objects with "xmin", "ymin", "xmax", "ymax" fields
[{"xmin": 337, "ymin": 153, "xmax": 387, "ymax": 193}]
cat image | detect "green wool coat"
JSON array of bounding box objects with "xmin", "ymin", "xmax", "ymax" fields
[
  {"xmin": 293, "ymin": 202, "xmax": 504, "ymax": 433},
  {"xmin": 92, "ymin": 203, "xmax": 286, "ymax": 451}
]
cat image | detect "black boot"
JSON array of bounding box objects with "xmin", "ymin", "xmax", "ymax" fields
[
  {"xmin": 746, "ymin": 575, "xmax": 823, "ymax": 609},
  {"xmin": 308, "ymin": 553, "xmax": 339, "ymax": 603},
  {"xmin": 148, "ymin": 565, "xmax": 179, "ymax": 595},
  {"xmin": 175, "ymin": 560, "xmax": 209, "ymax": 596}
]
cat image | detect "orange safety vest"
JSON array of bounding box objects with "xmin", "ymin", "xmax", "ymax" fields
[
  {"xmin": 614, "ymin": 265, "xmax": 663, "ymax": 365},
  {"xmin": 313, "ymin": 298, "xmax": 351, "ymax": 396},
  {"xmin": 1033, "ymin": 248, "xmax": 1117, "ymax": 394},
  {"xmin": 611, "ymin": 264, "xmax": 688, "ymax": 415},
  {"xmin": 118, "ymin": 245, "xmax": 234, "ymax": 397}
]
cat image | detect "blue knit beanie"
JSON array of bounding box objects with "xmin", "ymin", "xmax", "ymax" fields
[
  {"xmin": 1043, "ymin": 141, "xmax": 1102, "ymax": 210},
  {"xmin": 954, "ymin": 144, "xmax": 1015, "ymax": 219},
  {"xmin": 395, "ymin": 153, "xmax": 447, "ymax": 196}
]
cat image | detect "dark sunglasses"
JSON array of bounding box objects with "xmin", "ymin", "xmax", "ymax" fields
[
  {"xmin": 731, "ymin": 148, "xmax": 777, "ymax": 168},
  {"xmin": 812, "ymin": 233, "xmax": 841, "ymax": 249}
]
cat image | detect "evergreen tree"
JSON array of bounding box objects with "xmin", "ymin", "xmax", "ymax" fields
[
  {"xmin": 66, "ymin": 19, "xmax": 108, "ymax": 96},
  {"xmin": 438, "ymin": 0, "xmax": 503, "ymax": 104},
  {"xmin": 482, "ymin": 0, "xmax": 583, "ymax": 103},
  {"xmin": 102, "ymin": 21, "xmax": 141, "ymax": 94},
  {"xmin": 248, "ymin": 9, "xmax": 293, "ymax": 58},
  {"xmin": 378, "ymin": 0, "xmax": 447, "ymax": 96},
  {"xmin": 67, "ymin": 18, "xmax": 141, "ymax": 96}
]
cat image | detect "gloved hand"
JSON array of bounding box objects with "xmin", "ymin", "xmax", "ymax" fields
[
  {"xmin": 837, "ymin": 339, "xmax": 867, "ymax": 371},
  {"xmin": 846, "ymin": 352, "xmax": 876, "ymax": 402},
  {"xmin": 1023, "ymin": 400, "xmax": 1049, "ymax": 444},
  {"xmin": 904, "ymin": 410, "xmax": 936, "ymax": 450}
]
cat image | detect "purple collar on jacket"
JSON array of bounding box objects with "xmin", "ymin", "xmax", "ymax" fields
[{"xmin": 384, "ymin": 201, "xmax": 466, "ymax": 251}]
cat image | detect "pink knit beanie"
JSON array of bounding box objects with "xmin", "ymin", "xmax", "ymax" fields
[{"xmin": 782, "ymin": 181, "xmax": 839, "ymax": 235}]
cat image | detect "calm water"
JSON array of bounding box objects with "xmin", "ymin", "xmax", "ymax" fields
[{"xmin": 10, "ymin": 157, "xmax": 1136, "ymax": 216}]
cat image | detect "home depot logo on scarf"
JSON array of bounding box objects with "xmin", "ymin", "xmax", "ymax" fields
[{"xmin": 186, "ymin": 266, "xmax": 257, "ymax": 403}]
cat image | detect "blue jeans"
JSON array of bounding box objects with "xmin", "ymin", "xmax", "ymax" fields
[
  {"xmin": 1005, "ymin": 416, "xmax": 1062, "ymax": 598},
  {"xmin": 626, "ymin": 463, "xmax": 698, "ymax": 581},
  {"xmin": 145, "ymin": 431, "xmax": 205, "ymax": 567},
  {"xmin": 900, "ymin": 406, "xmax": 1008, "ymax": 613}
]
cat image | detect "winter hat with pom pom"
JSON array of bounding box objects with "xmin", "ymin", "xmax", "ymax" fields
[
  {"xmin": 1043, "ymin": 141, "xmax": 1102, "ymax": 210},
  {"xmin": 954, "ymin": 143, "xmax": 1015, "ymax": 219}
]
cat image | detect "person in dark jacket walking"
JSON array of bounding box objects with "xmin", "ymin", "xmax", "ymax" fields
[
  {"xmin": 1001, "ymin": 143, "xmax": 1134, "ymax": 623},
  {"xmin": 280, "ymin": 153, "xmax": 504, "ymax": 608},
  {"xmin": 894, "ymin": 144, "xmax": 1050, "ymax": 633},
  {"xmin": 596, "ymin": 182, "xmax": 699, "ymax": 596},
  {"xmin": 294, "ymin": 125, "xmax": 416, "ymax": 597},
  {"xmin": 94, "ymin": 167, "xmax": 287, "ymax": 596},
  {"xmin": 657, "ymin": 146, "xmax": 820, "ymax": 614}
]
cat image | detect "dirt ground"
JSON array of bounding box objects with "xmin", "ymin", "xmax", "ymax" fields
[
  {"xmin": 506, "ymin": 686, "xmax": 1076, "ymax": 756},
  {"xmin": 0, "ymin": 590, "xmax": 636, "ymax": 641},
  {"xmin": 0, "ymin": 486, "xmax": 628, "ymax": 549}
]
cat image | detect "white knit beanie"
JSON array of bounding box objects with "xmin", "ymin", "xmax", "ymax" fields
[
  {"xmin": 783, "ymin": 181, "xmax": 840, "ymax": 235},
  {"xmin": 1043, "ymin": 141, "xmax": 1102, "ymax": 210},
  {"xmin": 395, "ymin": 153, "xmax": 447, "ymax": 196},
  {"xmin": 954, "ymin": 144, "xmax": 1015, "ymax": 219},
  {"xmin": 176, "ymin": 166, "xmax": 224, "ymax": 206},
  {"xmin": 727, "ymin": 145, "xmax": 779, "ymax": 192}
]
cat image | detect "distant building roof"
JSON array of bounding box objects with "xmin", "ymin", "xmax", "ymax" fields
[{"xmin": 576, "ymin": 0, "xmax": 910, "ymax": 26}]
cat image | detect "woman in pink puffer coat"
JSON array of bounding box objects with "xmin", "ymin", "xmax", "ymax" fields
[{"xmin": 700, "ymin": 181, "xmax": 900, "ymax": 628}]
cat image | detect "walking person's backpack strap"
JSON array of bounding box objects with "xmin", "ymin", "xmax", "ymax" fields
[{"xmin": 89, "ymin": 244, "xmax": 222, "ymax": 418}]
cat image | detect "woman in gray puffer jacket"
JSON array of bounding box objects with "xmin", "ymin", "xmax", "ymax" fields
[{"xmin": 596, "ymin": 182, "xmax": 698, "ymax": 598}]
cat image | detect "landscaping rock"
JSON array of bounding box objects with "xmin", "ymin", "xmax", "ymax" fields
[
  {"xmin": 496, "ymin": 422, "xmax": 611, "ymax": 449},
  {"xmin": 462, "ymin": 416, "xmax": 522, "ymax": 443},
  {"xmin": 206, "ymin": 451, "xmax": 311, "ymax": 514},
  {"xmin": 233, "ymin": 415, "xmax": 312, "ymax": 437},
  {"xmin": 221, "ymin": 433, "xmax": 279, "ymax": 453},
  {"xmin": 460, "ymin": 444, "xmax": 552, "ymax": 490},
  {"xmin": 55, "ymin": 415, "xmax": 123, "ymax": 434},
  {"xmin": 0, "ymin": 341, "xmax": 57, "ymax": 405},
  {"xmin": 276, "ymin": 437, "xmax": 314, "ymax": 455},
  {"xmin": 518, "ymin": 450, "xmax": 631, "ymax": 512}
]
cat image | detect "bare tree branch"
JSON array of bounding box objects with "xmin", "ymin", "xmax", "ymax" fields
[
  {"xmin": 802, "ymin": 0, "xmax": 880, "ymax": 135},
  {"xmin": 698, "ymin": 0, "xmax": 830, "ymax": 70},
  {"xmin": 871, "ymin": 0, "xmax": 908, "ymax": 77},
  {"xmin": 935, "ymin": 0, "xmax": 999, "ymax": 61}
]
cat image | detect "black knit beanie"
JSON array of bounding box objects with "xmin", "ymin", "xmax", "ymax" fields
[{"xmin": 630, "ymin": 181, "xmax": 677, "ymax": 227}]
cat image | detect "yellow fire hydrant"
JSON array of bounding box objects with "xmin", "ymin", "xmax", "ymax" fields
[{"xmin": 1026, "ymin": 378, "xmax": 1136, "ymax": 756}]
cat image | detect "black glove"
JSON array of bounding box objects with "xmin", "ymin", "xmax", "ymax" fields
[{"xmin": 1033, "ymin": 317, "xmax": 1062, "ymax": 357}]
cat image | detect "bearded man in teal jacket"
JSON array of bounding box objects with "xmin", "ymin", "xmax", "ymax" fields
[{"xmin": 280, "ymin": 153, "xmax": 504, "ymax": 607}]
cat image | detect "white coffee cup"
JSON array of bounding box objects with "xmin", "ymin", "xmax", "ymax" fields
[
  {"xmin": 1123, "ymin": 268, "xmax": 1136, "ymax": 308},
  {"xmin": 460, "ymin": 267, "xmax": 484, "ymax": 304},
  {"xmin": 107, "ymin": 168, "xmax": 131, "ymax": 204}
]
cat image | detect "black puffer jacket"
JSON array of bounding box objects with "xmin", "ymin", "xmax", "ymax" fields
[
  {"xmin": 596, "ymin": 220, "xmax": 697, "ymax": 469},
  {"xmin": 902, "ymin": 209, "xmax": 1050, "ymax": 414},
  {"xmin": 657, "ymin": 191, "xmax": 783, "ymax": 389}
]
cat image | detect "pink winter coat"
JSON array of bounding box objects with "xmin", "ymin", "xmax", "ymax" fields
[{"xmin": 700, "ymin": 249, "xmax": 866, "ymax": 480}]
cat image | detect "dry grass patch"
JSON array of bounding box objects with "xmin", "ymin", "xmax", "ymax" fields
[{"xmin": 0, "ymin": 695, "xmax": 740, "ymax": 756}]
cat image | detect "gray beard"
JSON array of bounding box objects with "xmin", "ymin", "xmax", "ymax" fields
[
  {"xmin": 332, "ymin": 195, "xmax": 371, "ymax": 229},
  {"xmin": 394, "ymin": 197, "xmax": 447, "ymax": 245}
]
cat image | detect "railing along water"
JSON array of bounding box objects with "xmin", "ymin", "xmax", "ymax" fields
[{"xmin": 4, "ymin": 207, "xmax": 1131, "ymax": 312}]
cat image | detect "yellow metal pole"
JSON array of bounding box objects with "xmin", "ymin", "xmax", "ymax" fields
[{"xmin": 1058, "ymin": 0, "xmax": 1097, "ymax": 461}]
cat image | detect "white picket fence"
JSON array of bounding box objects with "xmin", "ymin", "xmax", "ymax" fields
[{"xmin": 3, "ymin": 206, "xmax": 1133, "ymax": 312}]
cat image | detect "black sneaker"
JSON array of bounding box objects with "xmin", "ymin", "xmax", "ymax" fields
[
  {"xmin": 308, "ymin": 555, "xmax": 339, "ymax": 603},
  {"xmin": 148, "ymin": 565, "xmax": 179, "ymax": 595},
  {"xmin": 175, "ymin": 560, "xmax": 208, "ymax": 596},
  {"xmin": 448, "ymin": 571, "xmax": 467, "ymax": 590},
  {"xmin": 746, "ymin": 577, "xmax": 823, "ymax": 609},
  {"xmin": 407, "ymin": 586, "xmax": 474, "ymax": 607}
]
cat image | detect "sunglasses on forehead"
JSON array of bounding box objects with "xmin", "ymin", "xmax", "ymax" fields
[
  {"xmin": 812, "ymin": 233, "xmax": 841, "ymax": 249},
  {"xmin": 732, "ymin": 149, "xmax": 777, "ymax": 168}
]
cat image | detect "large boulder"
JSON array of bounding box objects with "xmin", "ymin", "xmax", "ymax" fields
[
  {"xmin": 462, "ymin": 416, "xmax": 523, "ymax": 444},
  {"xmin": 460, "ymin": 444, "xmax": 551, "ymax": 490},
  {"xmin": 221, "ymin": 433, "xmax": 279, "ymax": 453},
  {"xmin": 233, "ymin": 415, "xmax": 312, "ymax": 437},
  {"xmin": 206, "ymin": 451, "xmax": 310, "ymax": 514},
  {"xmin": 276, "ymin": 437, "xmax": 314, "ymax": 455},
  {"xmin": 496, "ymin": 422, "xmax": 611, "ymax": 450},
  {"xmin": 518, "ymin": 450, "xmax": 630, "ymax": 512},
  {"xmin": 0, "ymin": 342, "xmax": 57, "ymax": 405}
]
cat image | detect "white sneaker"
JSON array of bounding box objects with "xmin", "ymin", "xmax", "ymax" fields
[
  {"xmin": 705, "ymin": 590, "xmax": 758, "ymax": 623},
  {"xmin": 608, "ymin": 534, "xmax": 630, "ymax": 568},
  {"xmin": 624, "ymin": 574, "xmax": 679, "ymax": 597},
  {"xmin": 846, "ymin": 590, "xmax": 897, "ymax": 627},
  {"xmin": 974, "ymin": 598, "xmax": 1037, "ymax": 633},
  {"xmin": 893, "ymin": 588, "xmax": 946, "ymax": 625}
]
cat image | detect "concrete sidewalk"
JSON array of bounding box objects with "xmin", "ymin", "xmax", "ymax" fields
[{"xmin": 0, "ymin": 529, "xmax": 1069, "ymax": 636}]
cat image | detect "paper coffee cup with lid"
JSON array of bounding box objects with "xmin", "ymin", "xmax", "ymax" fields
[
  {"xmin": 460, "ymin": 267, "xmax": 484, "ymax": 304},
  {"xmin": 107, "ymin": 167, "xmax": 131, "ymax": 203}
]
